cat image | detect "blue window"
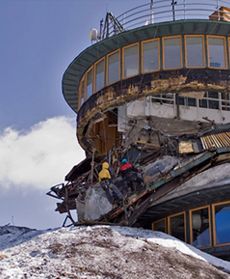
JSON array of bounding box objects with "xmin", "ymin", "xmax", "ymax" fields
[{"xmin": 214, "ymin": 203, "xmax": 230, "ymax": 245}]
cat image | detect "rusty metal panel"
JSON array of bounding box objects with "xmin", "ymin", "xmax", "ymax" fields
[{"xmin": 201, "ymin": 132, "xmax": 230, "ymax": 150}]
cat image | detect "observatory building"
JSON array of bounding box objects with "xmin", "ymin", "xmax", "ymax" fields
[{"xmin": 48, "ymin": 1, "xmax": 230, "ymax": 260}]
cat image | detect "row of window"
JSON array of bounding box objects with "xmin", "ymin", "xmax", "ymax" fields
[
  {"xmin": 78, "ymin": 35, "xmax": 230, "ymax": 109},
  {"xmin": 151, "ymin": 91, "xmax": 230, "ymax": 111},
  {"xmin": 152, "ymin": 201, "xmax": 230, "ymax": 249}
]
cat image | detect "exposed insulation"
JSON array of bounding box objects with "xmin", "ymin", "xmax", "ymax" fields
[{"xmin": 179, "ymin": 141, "xmax": 194, "ymax": 154}]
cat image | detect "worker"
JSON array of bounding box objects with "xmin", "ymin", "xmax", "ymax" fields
[
  {"xmin": 119, "ymin": 158, "xmax": 137, "ymax": 176},
  {"xmin": 98, "ymin": 161, "xmax": 111, "ymax": 182},
  {"xmin": 119, "ymin": 158, "xmax": 143, "ymax": 193},
  {"xmin": 98, "ymin": 161, "xmax": 123, "ymax": 204}
]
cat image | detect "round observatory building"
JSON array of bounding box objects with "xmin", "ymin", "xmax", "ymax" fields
[{"xmin": 49, "ymin": 0, "xmax": 230, "ymax": 260}]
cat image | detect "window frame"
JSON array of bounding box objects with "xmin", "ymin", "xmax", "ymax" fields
[
  {"xmin": 168, "ymin": 211, "xmax": 187, "ymax": 242},
  {"xmin": 141, "ymin": 38, "xmax": 160, "ymax": 74},
  {"xmin": 77, "ymin": 78, "xmax": 86, "ymax": 110},
  {"xmin": 152, "ymin": 218, "xmax": 167, "ymax": 232},
  {"xmin": 212, "ymin": 200, "xmax": 230, "ymax": 247},
  {"xmin": 162, "ymin": 35, "xmax": 183, "ymax": 70},
  {"xmin": 85, "ymin": 66, "xmax": 94, "ymax": 99},
  {"xmin": 184, "ymin": 35, "xmax": 206, "ymax": 69},
  {"xmin": 94, "ymin": 57, "xmax": 105, "ymax": 93},
  {"xmin": 189, "ymin": 205, "xmax": 211, "ymax": 248},
  {"xmin": 228, "ymin": 37, "xmax": 230, "ymax": 69},
  {"xmin": 106, "ymin": 49, "xmax": 121, "ymax": 86},
  {"xmin": 207, "ymin": 35, "xmax": 228, "ymax": 70},
  {"xmin": 122, "ymin": 43, "xmax": 140, "ymax": 79}
]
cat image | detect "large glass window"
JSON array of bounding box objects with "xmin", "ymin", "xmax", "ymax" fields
[
  {"xmin": 169, "ymin": 213, "xmax": 186, "ymax": 241},
  {"xmin": 123, "ymin": 44, "xmax": 139, "ymax": 78},
  {"xmin": 199, "ymin": 91, "xmax": 219, "ymax": 109},
  {"xmin": 214, "ymin": 202, "xmax": 230, "ymax": 245},
  {"xmin": 142, "ymin": 39, "xmax": 159, "ymax": 73},
  {"xmin": 151, "ymin": 93, "xmax": 174, "ymax": 105},
  {"xmin": 107, "ymin": 50, "xmax": 120, "ymax": 85},
  {"xmin": 86, "ymin": 68, "xmax": 93, "ymax": 98},
  {"xmin": 208, "ymin": 36, "xmax": 227, "ymax": 68},
  {"xmin": 190, "ymin": 207, "xmax": 211, "ymax": 248},
  {"xmin": 152, "ymin": 219, "xmax": 166, "ymax": 233},
  {"xmin": 163, "ymin": 37, "xmax": 182, "ymax": 69},
  {"xmin": 78, "ymin": 79, "xmax": 85, "ymax": 109},
  {"xmin": 177, "ymin": 96, "xmax": 196, "ymax": 107},
  {"xmin": 95, "ymin": 59, "xmax": 105, "ymax": 92},
  {"xmin": 221, "ymin": 93, "xmax": 230, "ymax": 111},
  {"xmin": 185, "ymin": 36, "xmax": 205, "ymax": 67}
]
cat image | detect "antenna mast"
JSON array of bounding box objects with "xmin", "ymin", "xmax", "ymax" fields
[{"xmin": 171, "ymin": 0, "xmax": 177, "ymax": 21}]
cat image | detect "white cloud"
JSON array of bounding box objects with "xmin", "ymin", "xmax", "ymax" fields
[{"xmin": 0, "ymin": 116, "xmax": 85, "ymax": 190}]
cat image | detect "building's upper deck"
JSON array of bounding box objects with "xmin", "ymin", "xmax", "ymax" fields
[
  {"xmin": 62, "ymin": 0, "xmax": 230, "ymax": 114},
  {"xmin": 99, "ymin": 0, "xmax": 230, "ymax": 39}
]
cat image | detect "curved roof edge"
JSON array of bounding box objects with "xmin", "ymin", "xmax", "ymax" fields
[
  {"xmin": 62, "ymin": 19, "xmax": 230, "ymax": 113},
  {"xmin": 150, "ymin": 163, "xmax": 230, "ymax": 207}
]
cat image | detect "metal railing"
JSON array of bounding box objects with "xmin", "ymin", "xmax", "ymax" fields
[{"xmin": 101, "ymin": 0, "xmax": 230, "ymax": 39}]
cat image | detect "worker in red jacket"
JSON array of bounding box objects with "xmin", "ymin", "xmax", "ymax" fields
[
  {"xmin": 119, "ymin": 158, "xmax": 143, "ymax": 193},
  {"xmin": 119, "ymin": 158, "xmax": 134, "ymax": 173}
]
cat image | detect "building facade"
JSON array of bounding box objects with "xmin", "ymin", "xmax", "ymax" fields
[{"xmin": 51, "ymin": 1, "xmax": 230, "ymax": 260}]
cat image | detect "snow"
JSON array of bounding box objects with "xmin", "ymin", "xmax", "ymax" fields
[
  {"xmin": 0, "ymin": 225, "xmax": 229, "ymax": 279},
  {"xmin": 0, "ymin": 225, "xmax": 44, "ymax": 250},
  {"xmin": 113, "ymin": 226, "xmax": 230, "ymax": 273}
]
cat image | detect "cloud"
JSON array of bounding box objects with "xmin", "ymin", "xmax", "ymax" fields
[{"xmin": 0, "ymin": 116, "xmax": 85, "ymax": 190}]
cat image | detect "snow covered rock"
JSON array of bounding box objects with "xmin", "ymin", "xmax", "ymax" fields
[
  {"xmin": 0, "ymin": 225, "xmax": 44, "ymax": 250},
  {"xmin": 0, "ymin": 225, "xmax": 229, "ymax": 279}
]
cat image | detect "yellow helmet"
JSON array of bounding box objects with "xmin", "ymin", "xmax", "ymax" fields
[{"xmin": 102, "ymin": 162, "xmax": 109, "ymax": 169}]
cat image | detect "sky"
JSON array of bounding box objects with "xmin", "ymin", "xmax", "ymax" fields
[{"xmin": 0, "ymin": 0, "xmax": 146, "ymax": 229}]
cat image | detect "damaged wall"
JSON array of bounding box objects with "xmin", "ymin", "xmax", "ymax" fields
[{"xmin": 77, "ymin": 69, "xmax": 230, "ymax": 155}]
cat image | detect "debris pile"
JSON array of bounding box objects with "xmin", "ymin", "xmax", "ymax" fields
[{"xmin": 47, "ymin": 122, "xmax": 230, "ymax": 226}]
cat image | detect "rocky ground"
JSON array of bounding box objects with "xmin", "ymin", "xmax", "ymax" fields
[{"xmin": 0, "ymin": 225, "xmax": 229, "ymax": 279}]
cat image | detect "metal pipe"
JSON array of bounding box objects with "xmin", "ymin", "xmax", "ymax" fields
[
  {"xmin": 150, "ymin": 0, "xmax": 154, "ymax": 24},
  {"xmin": 171, "ymin": 0, "xmax": 177, "ymax": 21}
]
